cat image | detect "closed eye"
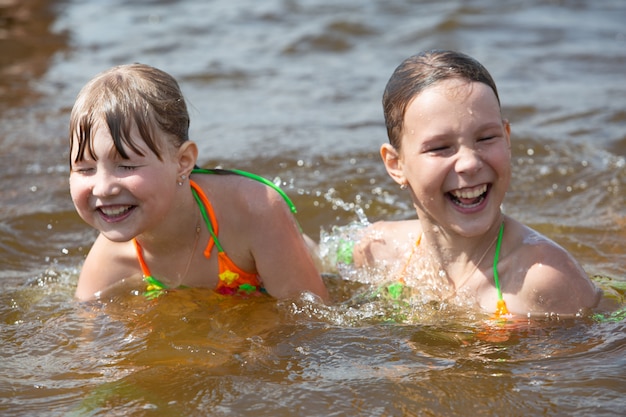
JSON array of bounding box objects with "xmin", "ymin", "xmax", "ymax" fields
[
  {"xmin": 71, "ymin": 166, "xmax": 94, "ymax": 174},
  {"xmin": 431, "ymin": 145, "xmax": 450, "ymax": 151},
  {"xmin": 120, "ymin": 165, "xmax": 139, "ymax": 171},
  {"xmin": 424, "ymin": 145, "xmax": 454, "ymax": 155}
]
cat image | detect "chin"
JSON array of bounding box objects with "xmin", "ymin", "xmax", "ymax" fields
[
  {"xmin": 100, "ymin": 230, "xmax": 135, "ymax": 243},
  {"xmin": 456, "ymin": 216, "xmax": 501, "ymax": 238}
]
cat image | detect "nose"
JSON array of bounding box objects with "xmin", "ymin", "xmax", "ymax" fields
[
  {"xmin": 455, "ymin": 146, "xmax": 483, "ymax": 175},
  {"xmin": 91, "ymin": 170, "xmax": 121, "ymax": 197}
]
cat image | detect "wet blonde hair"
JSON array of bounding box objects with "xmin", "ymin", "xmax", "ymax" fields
[
  {"xmin": 383, "ymin": 50, "xmax": 500, "ymax": 150},
  {"xmin": 69, "ymin": 63, "xmax": 189, "ymax": 164}
]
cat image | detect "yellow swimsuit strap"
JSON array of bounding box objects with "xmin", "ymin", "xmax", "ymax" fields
[{"xmin": 397, "ymin": 233, "xmax": 423, "ymax": 284}]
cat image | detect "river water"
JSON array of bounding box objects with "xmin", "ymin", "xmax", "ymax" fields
[{"xmin": 1, "ymin": 0, "xmax": 625, "ymax": 416}]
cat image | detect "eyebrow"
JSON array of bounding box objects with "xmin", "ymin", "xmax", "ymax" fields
[
  {"xmin": 419, "ymin": 121, "xmax": 503, "ymax": 142},
  {"xmin": 477, "ymin": 121, "xmax": 504, "ymax": 130},
  {"xmin": 106, "ymin": 141, "xmax": 147, "ymax": 161}
]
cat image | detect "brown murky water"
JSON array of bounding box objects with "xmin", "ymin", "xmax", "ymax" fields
[{"xmin": 1, "ymin": 1, "xmax": 625, "ymax": 416}]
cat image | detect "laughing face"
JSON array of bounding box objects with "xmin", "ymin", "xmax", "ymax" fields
[
  {"xmin": 69, "ymin": 120, "xmax": 180, "ymax": 242},
  {"xmin": 382, "ymin": 78, "xmax": 511, "ymax": 237}
]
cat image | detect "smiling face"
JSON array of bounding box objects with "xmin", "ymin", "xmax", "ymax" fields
[
  {"xmin": 382, "ymin": 78, "xmax": 511, "ymax": 237},
  {"xmin": 69, "ymin": 120, "xmax": 181, "ymax": 242}
]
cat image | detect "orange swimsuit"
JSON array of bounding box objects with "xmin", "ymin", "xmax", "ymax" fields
[{"xmin": 134, "ymin": 174, "xmax": 267, "ymax": 298}]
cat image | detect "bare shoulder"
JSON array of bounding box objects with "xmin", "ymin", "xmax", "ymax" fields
[
  {"xmin": 195, "ymin": 170, "xmax": 301, "ymax": 242},
  {"xmin": 503, "ymin": 222, "xmax": 601, "ymax": 315},
  {"xmin": 75, "ymin": 235, "xmax": 140, "ymax": 300},
  {"xmin": 353, "ymin": 219, "xmax": 420, "ymax": 267},
  {"xmin": 194, "ymin": 172, "xmax": 327, "ymax": 300},
  {"xmin": 196, "ymin": 171, "xmax": 290, "ymax": 219},
  {"xmin": 192, "ymin": 171, "xmax": 303, "ymax": 264}
]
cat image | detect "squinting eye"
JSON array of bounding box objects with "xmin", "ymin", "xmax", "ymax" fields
[
  {"xmin": 426, "ymin": 146, "xmax": 450, "ymax": 154},
  {"xmin": 72, "ymin": 167, "xmax": 94, "ymax": 174}
]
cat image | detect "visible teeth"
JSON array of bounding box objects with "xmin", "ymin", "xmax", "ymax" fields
[
  {"xmin": 100, "ymin": 206, "xmax": 130, "ymax": 217},
  {"xmin": 451, "ymin": 184, "xmax": 487, "ymax": 199}
]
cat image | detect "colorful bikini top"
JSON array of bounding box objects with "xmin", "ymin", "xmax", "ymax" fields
[
  {"xmin": 134, "ymin": 168, "xmax": 298, "ymax": 299},
  {"xmin": 390, "ymin": 222, "xmax": 509, "ymax": 317}
]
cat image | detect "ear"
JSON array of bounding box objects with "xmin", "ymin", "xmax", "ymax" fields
[
  {"xmin": 176, "ymin": 141, "xmax": 198, "ymax": 178},
  {"xmin": 380, "ymin": 143, "xmax": 406, "ymax": 186},
  {"xmin": 503, "ymin": 119, "xmax": 511, "ymax": 150}
]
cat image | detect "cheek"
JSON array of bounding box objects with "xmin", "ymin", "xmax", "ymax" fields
[
  {"xmin": 405, "ymin": 158, "xmax": 444, "ymax": 188},
  {"xmin": 69, "ymin": 176, "xmax": 90, "ymax": 207},
  {"xmin": 404, "ymin": 164, "xmax": 444, "ymax": 209},
  {"xmin": 494, "ymin": 147, "xmax": 512, "ymax": 180}
]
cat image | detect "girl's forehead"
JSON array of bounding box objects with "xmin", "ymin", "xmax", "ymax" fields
[
  {"xmin": 72, "ymin": 120, "xmax": 153, "ymax": 160},
  {"xmin": 407, "ymin": 80, "xmax": 499, "ymax": 115},
  {"xmin": 402, "ymin": 81, "xmax": 502, "ymax": 139},
  {"xmin": 422, "ymin": 79, "xmax": 490, "ymax": 101}
]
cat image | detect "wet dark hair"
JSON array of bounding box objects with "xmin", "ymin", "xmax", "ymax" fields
[
  {"xmin": 382, "ymin": 50, "xmax": 500, "ymax": 150},
  {"xmin": 69, "ymin": 63, "xmax": 189, "ymax": 165}
]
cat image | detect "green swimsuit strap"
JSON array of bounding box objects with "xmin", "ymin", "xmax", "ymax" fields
[
  {"xmin": 492, "ymin": 221, "xmax": 505, "ymax": 302},
  {"xmin": 191, "ymin": 168, "xmax": 297, "ymax": 214},
  {"xmin": 190, "ymin": 185, "xmax": 224, "ymax": 253}
]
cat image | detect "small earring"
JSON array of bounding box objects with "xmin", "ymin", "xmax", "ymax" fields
[
  {"xmin": 400, "ymin": 183, "xmax": 408, "ymax": 190},
  {"xmin": 178, "ymin": 174, "xmax": 186, "ymax": 186}
]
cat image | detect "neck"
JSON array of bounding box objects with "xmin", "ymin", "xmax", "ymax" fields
[
  {"xmin": 421, "ymin": 216, "xmax": 505, "ymax": 288},
  {"xmin": 135, "ymin": 184, "xmax": 199, "ymax": 255}
]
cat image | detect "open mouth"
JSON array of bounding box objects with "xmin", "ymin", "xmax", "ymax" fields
[
  {"xmin": 447, "ymin": 184, "xmax": 489, "ymax": 209},
  {"xmin": 97, "ymin": 205, "xmax": 135, "ymax": 222}
]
